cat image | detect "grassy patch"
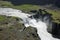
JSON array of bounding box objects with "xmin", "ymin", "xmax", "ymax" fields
[
  {"xmin": 0, "ymin": 15, "xmax": 6, "ymax": 21},
  {"xmin": 13, "ymin": 4, "xmax": 40, "ymax": 12},
  {"xmin": 0, "ymin": 1, "xmax": 13, "ymax": 7},
  {"xmin": 46, "ymin": 9, "xmax": 60, "ymax": 23}
]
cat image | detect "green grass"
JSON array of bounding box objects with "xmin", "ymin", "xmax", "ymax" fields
[
  {"xmin": 13, "ymin": 4, "xmax": 40, "ymax": 12},
  {"xmin": 46, "ymin": 9, "xmax": 60, "ymax": 23},
  {"xmin": 0, "ymin": 1, "xmax": 13, "ymax": 7},
  {"xmin": 0, "ymin": 16, "xmax": 6, "ymax": 21}
]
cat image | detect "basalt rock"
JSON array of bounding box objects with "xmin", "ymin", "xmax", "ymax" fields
[{"xmin": 51, "ymin": 22, "xmax": 60, "ymax": 39}]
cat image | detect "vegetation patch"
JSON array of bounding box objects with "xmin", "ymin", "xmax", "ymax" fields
[{"xmin": 0, "ymin": 15, "xmax": 6, "ymax": 21}]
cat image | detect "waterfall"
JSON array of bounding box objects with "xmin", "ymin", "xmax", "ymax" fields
[
  {"xmin": 24, "ymin": 17, "xmax": 59, "ymax": 40},
  {"xmin": 0, "ymin": 8, "xmax": 60, "ymax": 40}
]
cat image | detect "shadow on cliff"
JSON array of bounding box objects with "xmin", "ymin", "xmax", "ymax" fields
[
  {"xmin": 52, "ymin": 22, "xmax": 60, "ymax": 39},
  {"xmin": 3, "ymin": 0, "xmax": 60, "ymax": 7}
]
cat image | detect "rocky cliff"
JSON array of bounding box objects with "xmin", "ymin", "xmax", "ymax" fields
[{"xmin": 0, "ymin": 15, "xmax": 40, "ymax": 40}]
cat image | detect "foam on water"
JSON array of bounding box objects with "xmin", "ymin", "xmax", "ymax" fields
[
  {"xmin": 0, "ymin": 8, "xmax": 60, "ymax": 40},
  {"xmin": 25, "ymin": 18, "xmax": 60, "ymax": 40}
]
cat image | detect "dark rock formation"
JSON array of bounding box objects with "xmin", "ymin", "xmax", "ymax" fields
[
  {"xmin": 51, "ymin": 22, "xmax": 60, "ymax": 39},
  {"xmin": 29, "ymin": 9, "xmax": 52, "ymax": 24},
  {"xmin": 30, "ymin": 10, "xmax": 37, "ymax": 13}
]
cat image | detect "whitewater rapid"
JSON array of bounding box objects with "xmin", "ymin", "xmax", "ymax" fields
[{"xmin": 0, "ymin": 8, "xmax": 60, "ymax": 40}]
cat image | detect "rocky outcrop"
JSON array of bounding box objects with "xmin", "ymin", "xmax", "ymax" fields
[{"xmin": 0, "ymin": 15, "xmax": 40, "ymax": 40}]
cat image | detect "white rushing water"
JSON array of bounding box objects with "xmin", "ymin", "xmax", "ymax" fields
[{"xmin": 0, "ymin": 8, "xmax": 60, "ymax": 40}]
